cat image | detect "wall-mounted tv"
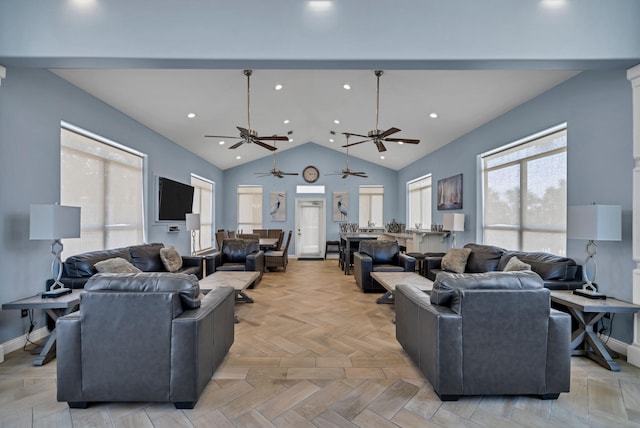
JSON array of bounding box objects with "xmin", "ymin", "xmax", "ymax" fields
[{"xmin": 158, "ymin": 176, "xmax": 195, "ymax": 221}]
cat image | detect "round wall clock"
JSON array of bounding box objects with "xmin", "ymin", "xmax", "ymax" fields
[{"xmin": 302, "ymin": 165, "xmax": 320, "ymax": 183}]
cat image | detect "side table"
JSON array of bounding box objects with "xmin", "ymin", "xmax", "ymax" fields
[
  {"xmin": 550, "ymin": 290, "xmax": 640, "ymax": 371},
  {"xmin": 2, "ymin": 290, "xmax": 83, "ymax": 366}
]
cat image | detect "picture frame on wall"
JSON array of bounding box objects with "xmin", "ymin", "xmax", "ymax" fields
[
  {"xmin": 270, "ymin": 192, "xmax": 286, "ymax": 221},
  {"xmin": 437, "ymin": 174, "xmax": 463, "ymax": 210},
  {"xmin": 333, "ymin": 192, "xmax": 348, "ymax": 222}
]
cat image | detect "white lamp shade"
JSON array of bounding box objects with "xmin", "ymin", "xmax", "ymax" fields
[
  {"xmin": 29, "ymin": 204, "xmax": 81, "ymax": 240},
  {"xmin": 185, "ymin": 213, "xmax": 201, "ymax": 231},
  {"xmin": 567, "ymin": 205, "xmax": 621, "ymax": 241},
  {"xmin": 443, "ymin": 213, "xmax": 465, "ymax": 232}
]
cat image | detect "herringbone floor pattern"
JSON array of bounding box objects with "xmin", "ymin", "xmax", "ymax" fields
[{"xmin": 1, "ymin": 259, "xmax": 640, "ymax": 427}]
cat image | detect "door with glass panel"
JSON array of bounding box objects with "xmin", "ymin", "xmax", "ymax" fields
[{"xmin": 295, "ymin": 198, "xmax": 325, "ymax": 259}]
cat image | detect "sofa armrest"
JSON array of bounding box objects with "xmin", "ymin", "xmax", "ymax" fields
[
  {"xmin": 424, "ymin": 255, "xmax": 444, "ymax": 281},
  {"xmin": 56, "ymin": 313, "xmax": 83, "ymax": 403},
  {"xmin": 398, "ymin": 253, "xmax": 416, "ymax": 272},
  {"xmin": 181, "ymin": 255, "xmax": 202, "ymax": 268},
  {"xmin": 546, "ymin": 309, "xmax": 571, "ymax": 393},
  {"xmin": 245, "ymin": 250, "xmax": 264, "ymax": 272},
  {"xmin": 353, "ymin": 252, "xmax": 373, "ymax": 289}
]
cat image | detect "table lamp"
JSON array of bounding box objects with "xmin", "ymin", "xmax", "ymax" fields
[
  {"xmin": 443, "ymin": 213, "xmax": 465, "ymax": 248},
  {"xmin": 567, "ymin": 204, "xmax": 621, "ymax": 299},
  {"xmin": 30, "ymin": 204, "xmax": 81, "ymax": 297},
  {"xmin": 185, "ymin": 213, "xmax": 201, "ymax": 255}
]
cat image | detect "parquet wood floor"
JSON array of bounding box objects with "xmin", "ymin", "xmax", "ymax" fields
[{"xmin": 2, "ymin": 259, "xmax": 640, "ymax": 427}]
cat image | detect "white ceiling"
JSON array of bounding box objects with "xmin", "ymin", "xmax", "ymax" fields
[{"xmin": 52, "ymin": 68, "xmax": 579, "ymax": 171}]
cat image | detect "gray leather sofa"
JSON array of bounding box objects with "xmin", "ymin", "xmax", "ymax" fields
[
  {"xmin": 353, "ymin": 240, "xmax": 416, "ymax": 292},
  {"xmin": 56, "ymin": 272, "xmax": 235, "ymax": 409},
  {"xmin": 395, "ymin": 270, "xmax": 571, "ymax": 401}
]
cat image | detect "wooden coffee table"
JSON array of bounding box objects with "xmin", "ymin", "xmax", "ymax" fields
[
  {"xmin": 2, "ymin": 289, "xmax": 83, "ymax": 366},
  {"xmin": 200, "ymin": 271, "xmax": 259, "ymax": 304},
  {"xmin": 551, "ymin": 290, "xmax": 640, "ymax": 371},
  {"xmin": 371, "ymin": 272, "xmax": 434, "ymax": 304}
]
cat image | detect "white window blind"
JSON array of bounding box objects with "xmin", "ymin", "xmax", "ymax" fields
[
  {"xmin": 60, "ymin": 125, "xmax": 145, "ymax": 257},
  {"xmin": 482, "ymin": 126, "xmax": 567, "ymax": 255},
  {"xmin": 408, "ymin": 175, "xmax": 432, "ymax": 229},
  {"xmin": 359, "ymin": 185, "xmax": 384, "ymax": 228},
  {"xmin": 237, "ymin": 185, "xmax": 262, "ymax": 233},
  {"xmin": 191, "ymin": 175, "xmax": 214, "ymax": 250}
]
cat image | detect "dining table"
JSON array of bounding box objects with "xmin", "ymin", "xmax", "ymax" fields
[{"xmin": 259, "ymin": 237, "xmax": 279, "ymax": 251}]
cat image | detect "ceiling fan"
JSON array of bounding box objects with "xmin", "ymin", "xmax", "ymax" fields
[
  {"xmin": 329, "ymin": 134, "xmax": 368, "ymax": 179},
  {"xmin": 254, "ymin": 140, "xmax": 299, "ymax": 179},
  {"xmin": 204, "ymin": 69, "xmax": 289, "ymax": 151},
  {"xmin": 343, "ymin": 70, "xmax": 420, "ymax": 152}
]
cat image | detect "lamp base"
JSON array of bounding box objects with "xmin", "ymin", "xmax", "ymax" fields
[
  {"xmin": 573, "ymin": 288, "xmax": 606, "ymax": 300},
  {"xmin": 42, "ymin": 287, "xmax": 72, "ymax": 299}
]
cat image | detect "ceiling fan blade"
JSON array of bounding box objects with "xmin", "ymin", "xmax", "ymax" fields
[
  {"xmin": 280, "ymin": 172, "xmax": 299, "ymax": 175},
  {"xmin": 374, "ymin": 140, "xmax": 387, "ymax": 152},
  {"xmin": 350, "ymin": 171, "xmax": 366, "ymax": 175},
  {"xmin": 380, "ymin": 127, "xmax": 401, "ymax": 138},
  {"xmin": 229, "ymin": 141, "xmax": 244, "ymax": 150},
  {"xmin": 258, "ymin": 135, "xmax": 289, "ymax": 141},
  {"xmin": 342, "ymin": 174, "xmax": 348, "ymax": 179},
  {"xmin": 342, "ymin": 139, "xmax": 370, "ymax": 148},
  {"xmin": 237, "ymin": 126, "xmax": 250, "ymax": 136},
  {"xmin": 385, "ymin": 137, "xmax": 420, "ymax": 144},
  {"xmin": 204, "ymin": 134, "xmax": 237, "ymax": 139},
  {"xmin": 253, "ymin": 140, "xmax": 278, "ymax": 151},
  {"xmin": 343, "ymin": 132, "xmax": 370, "ymax": 139},
  {"xmin": 254, "ymin": 172, "xmax": 271, "ymax": 177}
]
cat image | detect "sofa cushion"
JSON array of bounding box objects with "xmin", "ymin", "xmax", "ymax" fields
[
  {"xmin": 63, "ymin": 247, "xmax": 133, "ymax": 278},
  {"xmin": 359, "ymin": 240, "xmax": 399, "ymax": 264},
  {"xmin": 85, "ymin": 272, "xmax": 201, "ymax": 309},
  {"xmin": 431, "ymin": 270, "xmax": 544, "ymax": 308},
  {"xmin": 129, "ymin": 243, "xmax": 165, "ymax": 272},
  {"xmin": 160, "ymin": 246, "xmax": 183, "ymax": 272},
  {"xmin": 502, "ymin": 256, "xmax": 531, "ymax": 272},
  {"xmin": 463, "ymin": 243, "xmax": 505, "ymax": 273},
  {"xmin": 441, "ymin": 248, "xmax": 472, "ymax": 274},
  {"xmin": 498, "ymin": 251, "xmax": 578, "ymax": 281},
  {"xmin": 94, "ymin": 257, "xmax": 142, "ymax": 274}
]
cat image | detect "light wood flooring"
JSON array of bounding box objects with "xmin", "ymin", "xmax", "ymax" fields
[{"xmin": 2, "ymin": 259, "xmax": 640, "ymax": 427}]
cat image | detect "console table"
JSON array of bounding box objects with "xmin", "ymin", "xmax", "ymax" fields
[
  {"xmin": 550, "ymin": 290, "xmax": 640, "ymax": 371},
  {"xmin": 2, "ymin": 290, "xmax": 83, "ymax": 366}
]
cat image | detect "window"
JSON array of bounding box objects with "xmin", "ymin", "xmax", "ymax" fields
[
  {"xmin": 60, "ymin": 124, "xmax": 145, "ymax": 257},
  {"xmin": 481, "ymin": 125, "xmax": 567, "ymax": 255},
  {"xmin": 237, "ymin": 185, "xmax": 262, "ymax": 233},
  {"xmin": 408, "ymin": 175, "xmax": 432, "ymax": 229},
  {"xmin": 191, "ymin": 174, "xmax": 214, "ymax": 250},
  {"xmin": 359, "ymin": 185, "xmax": 384, "ymax": 228}
]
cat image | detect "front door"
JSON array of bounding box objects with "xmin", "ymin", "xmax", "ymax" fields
[{"xmin": 295, "ymin": 198, "xmax": 325, "ymax": 259}]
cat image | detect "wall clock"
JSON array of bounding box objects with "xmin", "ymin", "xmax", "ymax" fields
[{"xmin": 302, "ymin": 165, "xmax": 320, "ymax": 183}]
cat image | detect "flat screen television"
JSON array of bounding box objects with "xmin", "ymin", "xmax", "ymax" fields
[{"xmin": 158, "ymin": 176, "xmax": 195, "ymax": 221}]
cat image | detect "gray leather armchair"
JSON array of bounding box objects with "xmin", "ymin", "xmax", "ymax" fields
[
  {"xmin": 210, "ymin": 239, "xmax": 264, "ymax": 287},
  {"xmin": 353, "ymin": 240, "xmax": 415, "ymax": 292},
  {"xmin": 56, "ymin": 272, "xmax": 235, "ymax": 409},
  {"xmin": 395, "ymin": 270, "xmax": 571, "ymax": 401}
]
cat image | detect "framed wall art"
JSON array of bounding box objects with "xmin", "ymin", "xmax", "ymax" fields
[
  {"xmin": 333, "ymin": 192, "xmax": 348, "ymax": 222},
  {"xmin": 270, "ymin": 192, "xmax": 286, "ymax": 221},
  {"xmin": 437, "ymin": 174, "xmax": 463, "ymax": 210}
]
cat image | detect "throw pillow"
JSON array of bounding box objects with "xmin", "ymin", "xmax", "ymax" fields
[
  {"xmin": 503, "ymin": 256, "xmax": 531, "ymax": 272},
  {"xmin": 94, "ymin": 257, "xmax": 142, "ymax": 274},
  {"xmin": 160, "ymin": 246, "xmax": 183, "ymax": 272},
  {"xmin": 441, "ymin": 248, "xmax": 472, "ymax": 274}
]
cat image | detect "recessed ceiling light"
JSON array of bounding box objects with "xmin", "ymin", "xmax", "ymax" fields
[
  {"xmin": 329, "ymin": 138, "xmax": 334, "ymax": 143},
  {"xmin": 283, "ymin": 119, "xmax": 290, "ymax": 124},
  {"xmin": 219, "ymin": 141, "xmax": 225, "ymax": 145},
  {"xmin": 187, "ymin": 113, "xmax": 196, "ymax": 119},
  {"xmin": 398, "ymin": 141, "xmax": 404, "ymax": 145},
  {"xmin": 429, "ymin": 113, "xmax": 438, "ymax": 119},
  {"xmin": 289, "ymin": 138, "xmax": 294, "ymax": 142},
  {"xmin": 380, "ymin": 156, "xmax": 385, "ymax": 160},
  {"xmin": 236, "ymin": 155, "xmax": 242, "ymax": 160},
  {"xmin": 541, "ymin": 0, "xmax": 566, "ymax": 8},
  {"xmin": 343, "ymin": 83, "xmax": 351, "ymax": 90},
  {"xmin": 274, "ymin": 84, "xmax": 283, "ymax": 91},
  {"xmin": 334, "ymin": 119, "xmax": 340, "ymax": 124},
  {"xmin": 308, "ymin": 1, "xmax": 332, "ymax": 11}
]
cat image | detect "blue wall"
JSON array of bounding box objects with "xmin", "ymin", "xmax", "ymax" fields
[
  {"xmin": 399, "ymin": 70, "xmax": 634, "ymax": 342},
  {"xmin": 0, "ymin": 68, "xmax": 223, "ymax": 343},
  {"xmin": 221, "ymin": 142, "xmax": 399, "ymax": 252}
]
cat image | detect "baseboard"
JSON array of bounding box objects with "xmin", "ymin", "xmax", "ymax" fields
[
  {"xmin": 0, "ymin": 327, "xmax": 49, "ymax": 363},
  {"xmin": 598, "ymin": 333, "xmax": 628, "ymax": 357}
]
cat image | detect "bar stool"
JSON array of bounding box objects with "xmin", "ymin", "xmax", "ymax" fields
[
  {"xmin": 325, "ymin": 240, "xmax": 340, "ymax": 260},
  {"xmin": 406, "ymin": 252, "xmax": 426, "ymax": 276}
]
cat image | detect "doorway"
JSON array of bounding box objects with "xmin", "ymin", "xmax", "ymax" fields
[{"xmin": 295, "ymin": 198, "xmax": 326, "ymax": 259}]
